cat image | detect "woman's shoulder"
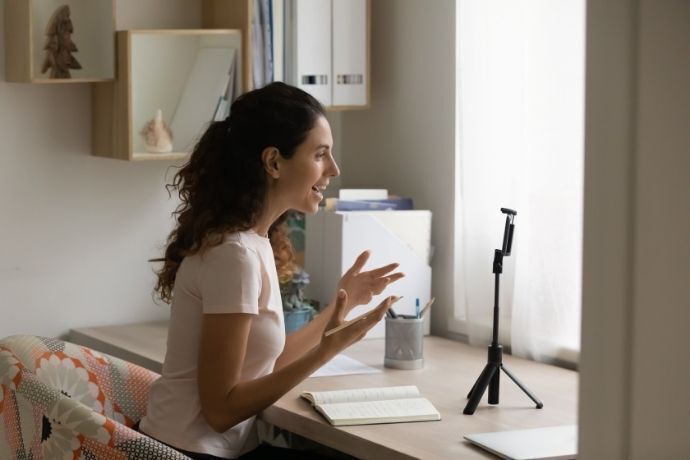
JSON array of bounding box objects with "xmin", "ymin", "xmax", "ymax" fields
[
  {"xmin": 200, "ymin": 230, "xmax": 264, "ymax": 259},
  {"xmin": 223, "ymin": 230, "xmax": 270, "ymax": 252}
]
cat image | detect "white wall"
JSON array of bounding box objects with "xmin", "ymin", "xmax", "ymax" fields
[
  {"xmin": 579, "ymin": 0, "xmax": 690, "ymax": 458},
  {"xmin": 0, "ymin": 1, "xmax": 201, "ymax": 339},
  {"xmin": 338, "ymin": 0, "xmax": 456, "ymax": 337}
]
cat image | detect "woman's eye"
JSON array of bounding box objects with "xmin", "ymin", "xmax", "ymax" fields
[{"xmin": 316, "ymin": 152, "xmax": 326, "ymax": 159}]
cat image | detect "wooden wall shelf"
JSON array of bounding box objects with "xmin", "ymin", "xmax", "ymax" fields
[
  {"xmin": 92, "ymin": 29, "xmax": 242, "ymax": 161},
  {"xmin": 4, "ymin": 0, "xmax": 115, "ymax": 83}
]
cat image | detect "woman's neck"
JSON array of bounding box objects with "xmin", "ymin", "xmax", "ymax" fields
[{"xmin": 252, "ymin": 205, "xmax": 285, "ymax": 238}]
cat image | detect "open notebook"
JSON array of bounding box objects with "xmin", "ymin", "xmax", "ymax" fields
[
  {"xmin": 464, "ymin": 425, "xmax": 578, "ymax": 460},
  {"xmin": 300, "ymin": 385, "xmax": 441, "ymax": 426}
]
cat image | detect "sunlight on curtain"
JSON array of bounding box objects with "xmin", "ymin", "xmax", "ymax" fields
[{"xmin": 454, "ymin": 0, "xmax": 585, "ymax": 363}]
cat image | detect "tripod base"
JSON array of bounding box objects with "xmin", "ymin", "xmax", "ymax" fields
[{"xmin": 463, "ymin": 344, "xmax": 543, "ymax": 415}]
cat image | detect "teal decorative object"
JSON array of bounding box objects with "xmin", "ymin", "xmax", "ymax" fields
[
  {"xmin": 281, "ymin": 268, "xmax": 317, "ymax": 334},
  {"xmin": 283, "ymin": 308, "xmax": 313, "ymax": 334}
]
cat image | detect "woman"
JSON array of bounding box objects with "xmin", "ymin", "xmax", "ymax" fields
[{"xmin": 140, "ymin": 82, "xmax": 403, "ymax": 459}]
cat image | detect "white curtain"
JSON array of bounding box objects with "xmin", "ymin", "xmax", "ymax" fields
[{"xmin": 455, "ymin": 0, "xmax": 585, "ymax": 363}]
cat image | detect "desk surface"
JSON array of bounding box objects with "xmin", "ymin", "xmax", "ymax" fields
[{"xmin": 70, "ymin": 322, "xmax": 578, "ymax": 460}]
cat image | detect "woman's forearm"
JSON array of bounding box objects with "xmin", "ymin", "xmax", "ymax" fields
[
  {"xmin": 274, "ymin": 302, "xmax": 335, "ymax": 370},
  {"xmin": 204, "ymin": 291, "xmax": 392, "ymax": 434},
  {"xmin": 206, "ymin": 343, "xmax": 333, "ymax": 432}
]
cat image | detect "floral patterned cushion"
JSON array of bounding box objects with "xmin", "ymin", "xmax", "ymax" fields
[{"xmin": 0, "ymin": 335, "xmax": 189, "ymax": 459}]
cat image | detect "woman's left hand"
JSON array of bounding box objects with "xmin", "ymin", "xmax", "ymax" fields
[{"xmin": 336, "ymin": 250, "xmax": 405, "ymax": 314}]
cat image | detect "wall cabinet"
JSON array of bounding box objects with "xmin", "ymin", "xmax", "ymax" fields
[
  {"xmin": 92, "ymin": 29, "xmax": 242, "ymax": 161},
  {"xmin": 4, "ymin": 0, "xmax": 115, "ymax": 83},
  {"xmin": 286, "ymin": 0, "xmax": 369, "ymax": 108},
  {"xmin": 202, "ymin": 0, "xmax": 370, "ymax": 109}
]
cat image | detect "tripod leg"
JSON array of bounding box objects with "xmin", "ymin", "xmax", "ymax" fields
[
  {"xmin": 500, "ymin": 364, "xmax": 544, "ymax": 409},
  {"xmin": 466, "ymin": 377, "xmax": 478, "ymax": 399},
  {"xmin": 463, "ymin": 363, "xmax": 498, "ymax": 415},
  {"xmin": 488, "ymin": 365, "xmax": 500, "ymax": 404}
]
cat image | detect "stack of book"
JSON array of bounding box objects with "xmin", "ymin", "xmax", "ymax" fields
[{"xmin": 324, "ymin": 189, "xmax": 414, "ymax": 212}]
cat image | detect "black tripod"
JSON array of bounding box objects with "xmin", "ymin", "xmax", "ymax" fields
[{"xmin": 463, "ymin": 208, "xmax": 543, "ymax": 415}]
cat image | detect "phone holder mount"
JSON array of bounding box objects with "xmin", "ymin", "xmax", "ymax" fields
[{"xmin": 463, "ymin": 207, "xmax": 544, "ymax": 415}]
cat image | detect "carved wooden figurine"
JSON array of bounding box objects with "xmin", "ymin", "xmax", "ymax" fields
[{"xmin": 41, "ymin": 5, "xmax": 82, "ymax": 78}]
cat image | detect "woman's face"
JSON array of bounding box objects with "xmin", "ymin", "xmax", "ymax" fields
[{"xmin": 275, "ymin": 116, "xmax": 340, "ymax": 214}]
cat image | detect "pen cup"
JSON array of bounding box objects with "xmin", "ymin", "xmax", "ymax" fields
[{"xmin": 384, "ymin": 317, "xmax": 424, "ymax": 370}]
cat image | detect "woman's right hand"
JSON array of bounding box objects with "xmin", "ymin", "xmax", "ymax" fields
[{"xmin": 318, "ymin": 289, "xmax": 397, "ymax": 360}]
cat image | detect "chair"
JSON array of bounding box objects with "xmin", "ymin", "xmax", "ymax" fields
[{"xmin": 0, "ymin": 334, "xmax": 189, "ymax": 459}]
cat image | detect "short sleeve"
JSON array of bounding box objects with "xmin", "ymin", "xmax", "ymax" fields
[{"xmin": 200, "ymin": 243, "xmax": 261, "ymax": 314}]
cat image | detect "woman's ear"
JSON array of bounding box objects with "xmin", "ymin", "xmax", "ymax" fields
[{"xmin": 261, "ymin": 147, "xmax": 281, "ymax": 179}]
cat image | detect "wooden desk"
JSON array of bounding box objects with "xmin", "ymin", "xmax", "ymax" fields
[
  {"xmin": 69, "ymin": 321, "xmax": 169, "ymax": 373},
  {"xmin": 70, "ymin": 323, "xmax": 578, "ymax": 459}
]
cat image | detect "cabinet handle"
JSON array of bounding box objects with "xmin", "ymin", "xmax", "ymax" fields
[
  {"xmin": 301, "ymin": 75, "xmax": 328, "ymax": 85},
  {"xmin": 336, "ymin": 74, "xmax": 364, "ymax": 85}
]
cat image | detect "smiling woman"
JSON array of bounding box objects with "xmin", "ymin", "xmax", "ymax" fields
[{"xmin": 142, "ymin": 82, "xmax": 403, "ymax": 459}]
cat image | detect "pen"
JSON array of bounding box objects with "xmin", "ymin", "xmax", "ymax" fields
[
  {"xmin": 415, "ymin": 298, "xmax": 420, "ymax": 318},
  {"xmin": 419, "ymin": 297, "xmax": 435, "ymax": 319},
  {"xmin": 325, "ymin": 296, "xmax": 403, "ymax": 337}
]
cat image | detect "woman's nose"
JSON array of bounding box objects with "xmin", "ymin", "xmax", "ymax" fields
[{"xmin": 329, "ymin": 159, "xmax": 341, "ymax": 177}]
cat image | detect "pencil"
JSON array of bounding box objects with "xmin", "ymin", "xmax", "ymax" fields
[
  {"xmin": 324, "ymin": 296, "xmax": 403, "ymax": 337},
  {"xmin": 419, "ymin": 297, "xmax": 435, "ymax": 318}
]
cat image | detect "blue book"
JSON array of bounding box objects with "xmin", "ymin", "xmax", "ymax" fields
[{"xmin": 325, "ymin": 197, "xmax": 414, "ymax": 211}]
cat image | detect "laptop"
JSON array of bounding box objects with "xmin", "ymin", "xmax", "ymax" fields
[{"xmin": 463, "ymin": 425, "xmax": 577, "ymax": 460}]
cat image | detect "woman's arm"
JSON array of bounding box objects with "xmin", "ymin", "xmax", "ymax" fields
[
  {"xmin": 197, "ymin": 291, "xmax": 393, "ymax": 433},
  {"xmin": 275, "ymin": 250, "xmax": 404, "ymax": 370},
  {"xmin": 273, "ymin": 301, "xmax": 335, "ymax": 370}
]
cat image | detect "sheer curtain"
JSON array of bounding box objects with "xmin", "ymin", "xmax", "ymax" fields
[{"xmin": 455, "ymin": 0, "xmax": 585, "ymax": 363}]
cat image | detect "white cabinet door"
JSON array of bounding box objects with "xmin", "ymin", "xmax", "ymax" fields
[
  {"xmin": 290, "ymin": 0, "xmax": 332, "ymax": 106},
  {"xmin": 332, "ymin": 0, "xmax": 367, "ymax": 106}
]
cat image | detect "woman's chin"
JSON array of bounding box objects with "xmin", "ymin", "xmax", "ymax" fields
[
  {"xmin": 292, "ymin": 201, "xmax": 320, "ymax": 215},
  {"xmin": 305, "ymin": 203, "xmax": 321, "ymax": 214}
]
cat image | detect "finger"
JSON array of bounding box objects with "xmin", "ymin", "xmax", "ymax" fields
[
  {"xmin": 364, "ymin": 262, "xmax": 400, "ymax": 278},
  {"xmin": 334, "ymin": 289, "xmax": 348, "ymax": 321},
  {"xmin": 343, "ymin": 296, "xmax": 401, "ymax": 345},
  {"xmin": 371, "ymin": 273, "xmax": 405, "ymax": 295},
  {"xmin": 384, "ymin": 272, "xmax": 405, "ymax": 284},
  {"xmin": 365, "ymin": 296, "xmax": 396, "ymax": 321},
  {"xmin": 345, "ymin": 250, "xmax": 371, "ymax": 276},
  {"xmin": 356, "ymin": 296, "xmax": 398, "ymax": 333},
  {"xmin": 380, "ymin": 295, "xmax": 401, "ymax": 313}
]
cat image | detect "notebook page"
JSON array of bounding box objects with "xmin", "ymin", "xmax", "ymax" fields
[
  {"xmin": 320, "ymin": 398, "xmax": 439, "ymax": 421},
  {"xmin": 306, "ymin": 385, "xmax": 420, "ymax": 405}
]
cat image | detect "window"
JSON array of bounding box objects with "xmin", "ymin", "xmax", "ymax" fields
[{"xmin": 452, "ymin": 0, "xmax": 585, "ymax": 364}]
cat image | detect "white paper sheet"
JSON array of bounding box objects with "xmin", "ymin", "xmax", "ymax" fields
[{"xmin": 310, "ymin": 354, "xmax": 381, "ymax": 378}]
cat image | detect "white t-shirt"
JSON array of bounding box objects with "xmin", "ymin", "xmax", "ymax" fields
[{"xmin": 140, "ymin": 230, "xmax": 286, "ymax": 459}]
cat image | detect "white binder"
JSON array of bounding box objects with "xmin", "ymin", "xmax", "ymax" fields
[
  {"xmin": 286, "ymin": 0, "xmax": 332, "ymax": 105},
  {"xmin": 305, "ymin": 211, "xmax": 432, "ymax": 339},
  {"xmin": 332, "ymin": 0, "xmax": 367, "ymax": 106}
]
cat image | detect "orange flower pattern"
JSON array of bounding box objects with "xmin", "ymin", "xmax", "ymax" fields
[{"xmin": 0, "ymin": 335, "xmax": 189, "ymax": 459}]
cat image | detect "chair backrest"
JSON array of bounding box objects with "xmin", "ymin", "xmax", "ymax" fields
[{"xmin": 0, "ymin": 335, "xmax": 189, "ymax": 459}]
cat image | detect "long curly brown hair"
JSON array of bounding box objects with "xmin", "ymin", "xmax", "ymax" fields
[{"xmin": 151, "ymin": 82, "xmax": 326, "ymax": 303}]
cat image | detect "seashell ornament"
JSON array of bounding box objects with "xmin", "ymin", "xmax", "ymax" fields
[{"xmin": 141, "ymin": 109, "xmax": 173, "ymax": 153}]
